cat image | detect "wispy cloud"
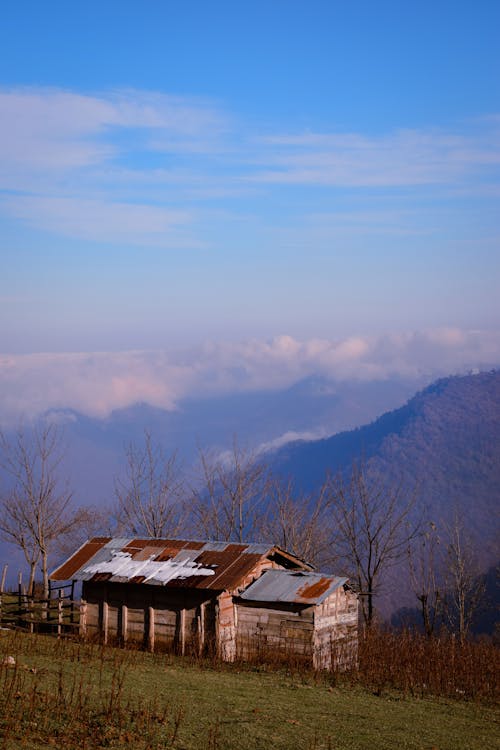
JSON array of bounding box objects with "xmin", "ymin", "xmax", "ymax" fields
[
  {"xmin": 0, "ymin": 88, "xmax": 226, "ymax": 172},
  {"xmin": 2, "ymin": 195, "xmax": 197, "ymax": 247},
  {"xmin": 251, "ymin": 127, "xmax": 500, "ymax": 186},
  {"xmin": 0, "ymin": 87, "xmax": 227, "ymax": 246},
  {"xmin": 0, "ymin": 329, "xmax": 498, "ymax": 423},
  {"xmin": 0, "ymin": 86, "xmax": 498, "ymax": 248}
]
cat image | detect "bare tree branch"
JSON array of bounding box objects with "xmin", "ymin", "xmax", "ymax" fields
[
  {"xmin": 189, "ymin": 438, "xmax": 269, "ymax": 542},
  {"xmin": 407, "ymin": 521, "xmax": 443, "ymax": 637},
  {"xmin": 258, "ymin": 476, "xmax": 335, "ymax": 568},
  {"xmin": 0, "ymin": 423, "xmax": 74, "ymax": 597},
  {"xmin": 115, "ymin": 431, "xmax": 186, "ymax": 538},
  {"xmin": 443, "ymin": 511, "xmax": 486, "ymax": 643},
  {"xmin": 327, "ymin": 461, "xmax": 419, "ymax": 626}
]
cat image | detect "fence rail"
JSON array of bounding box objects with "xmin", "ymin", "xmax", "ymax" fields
[
  {"xmin": 0, "ymin": 592, "xmax": 80, "ymax": 635},
  {"xmin": 0, "ymin": 565, "xmax": 80, "ymax": 636}
]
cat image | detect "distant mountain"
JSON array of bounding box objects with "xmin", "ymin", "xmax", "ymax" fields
[
  {"xmin": 41, "ymin": 374, "xmax": 423, "ymax": 506},
  {"xmin": 0, "ymin": 373, "xmax": 423, "ymax": 586},
  {"xmin": 271, "ymin": 370, "xmax": 500, "ymax": 567},
  {"xmin": 3, "ymin": 370, "xmax": 497, "ymax": 599}
]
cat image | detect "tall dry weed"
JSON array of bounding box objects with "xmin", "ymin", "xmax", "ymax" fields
[
  {"xmin": 0, "ymin": 630, "xmax": 185, "ymax": 749},
  {"xmin": 353, "ymin": 628, "xmax": 499, "ymax": 701}
]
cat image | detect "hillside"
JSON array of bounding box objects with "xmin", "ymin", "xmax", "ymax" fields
[
  {"xmin": 272, "ymin": 370, "xmax": 500, "ymax": 565},
  {"xmin": 0, "ymin": 630, "xmax": 497, "ymax": 750}
]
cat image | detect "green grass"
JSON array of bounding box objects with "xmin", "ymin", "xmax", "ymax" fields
[{"xmin": 0, "ymin": 630, "xmax": 498, "ymax": 750}]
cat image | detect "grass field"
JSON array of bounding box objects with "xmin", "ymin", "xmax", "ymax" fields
[{"xmin": 0, "ymin": 630, "xmax": 498, "ymax": 750}]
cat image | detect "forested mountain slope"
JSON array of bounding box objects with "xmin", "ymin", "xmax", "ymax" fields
[{"xmin": 272, "ymin": 371, "xmax": 500, "ymax": 565}]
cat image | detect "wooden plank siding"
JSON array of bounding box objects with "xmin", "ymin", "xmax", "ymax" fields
[
  {"xmin": 313, "ymin": 588, "xmax": 359, "ymax": 670},
  {"xmin": 236, "ymin": 601, "xmax": 315, "ymax": 664},
  {"xmin": 82, "ymin": 581, "xmax": 218, "ymax": 654},
  {"xmin": 235, "ymin": 588, "xmax": 358, "ymax": 670}
]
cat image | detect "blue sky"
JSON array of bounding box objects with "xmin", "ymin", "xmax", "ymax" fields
[{"xmin": 0, "ymin": 1, "xmax": 499, "ymax": 416}]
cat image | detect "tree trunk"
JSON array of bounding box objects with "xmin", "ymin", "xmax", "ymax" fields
[
  {"xmin": 367, "ymin": 585, "xmax": 374, "ymax": 626},
  {"xmin": 27, "ymin": 561, "xmax": 37, "ymax": 598},
  {"xmin": 41, "ymin": 549, "xmax": 49, "ymax": 603}
]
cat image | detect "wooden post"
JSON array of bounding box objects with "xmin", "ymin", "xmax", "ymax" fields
[
  {"xmin": 215, "ymin": 597, "xmax": 220, "ymax": 659},
  {"xmin": 0, "ymin": 565, "xmax": 7, "ymax": 626},
  {"xmin": 57, "ymin": 589, "xmax": 63, "ymax": 637},
  {"xmin": 121, "ymin": 604, "xmax": 128, "ymax": 644},
  {"xmin": 148, "ymin": 606, "xmax": 155, "ymax": 652},
  {"xmin": 28, "ymin": 598, "xmax": 34, "ymax": 634},
  {"xmin": 180, "ymin": 608, "xmax": 186, "ymax": 656},
  {"xmin": 70, "ymin": 580, "xmax": 75, "ymax": 625},
  {"xmin": 199, "ymin": 602, "xmax": 205, "ymax": 656},
  {"xmin": 17, "ymin": 571, "xmax": 22, "ymax": 619},
  {"xmin": 102, "ymin": 601, "xmax": 109, "ymax": 645},
  {"xmin": 80, "ymin": 599, "xmax": 87, "ymax": 638}
]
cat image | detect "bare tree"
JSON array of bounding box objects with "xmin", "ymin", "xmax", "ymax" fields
[
  {"xmin": 443, "ymin": 512, "xmax": 485, "ymax": 644},
  {"xmin": 189, "ymin": 439, "xmax": 269, "ymax": 542},
  {"xmin": 54, "ymin": 504, "xmax": 113, "ymax": 561},
  {"xmin": 0, "ymin": 483, "xmax": 40, "ymax": 596},
  {"xmin": 115, "ymin": 431, "xmax": 185, "ymax": 538},
  {"xmin": 327, "ymin": 462, "xmax": 418, "ymax": 626},
  {"xmin": 407, "ymin": 521, "xmax": 443, "ymax": 637},
  {"xmin": 0, "ymin": 424, "xmax": 75, "ymax": 598},
  {"xmin": 258, "ymin": 477, "xmax": 334, "ymax": 568}
]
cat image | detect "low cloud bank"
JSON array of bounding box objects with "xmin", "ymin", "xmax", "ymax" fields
[{"xmin": 0, "ymin": 328, "xmax": 498, "ymax": 424}]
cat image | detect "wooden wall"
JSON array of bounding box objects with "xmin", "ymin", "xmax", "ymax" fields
[
  {"xmin": 79, "ymin": 572, "xmax": 358, "ymax": 670},
  {"xmin": 81, "ymin": 581, "xmax": 217, "ymax": 655},
  {"xmin": 235, "ymin": 587, "xmax": 358, "ymax": 670},
  {"xmin": 235, "ymin": 601, "xmax": 315, "ymax": 663},
  {"xmin": 313, "ymin": 587, "xmax": 358, "ymax": 670},
  {"xmin": 211, "ymin": 556, "xmax": 287, "ymax": 661}
]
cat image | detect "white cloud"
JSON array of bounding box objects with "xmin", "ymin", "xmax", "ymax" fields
[
  {"xmin": 256, "ymin": 429, "xmax": 329, "ymax": 454},
  {"xmin": 1, "ymin": 195, "xmax": 197, "ymax": 247},
  {"xmin": 0, "ymin": 87, "xmax": 226, "ymax": 246},
  {"xmin": 0, "ymin": 86, "xmax": 498, "ymax": 249},
  {"xmin": 0, "ymin": 88, "xmax": 225, "ymax": 172},
  {"xmin": 0, "ymin": 329, "xmax": 498, "ymax": 424},
  {"xmin": 252, "ymin": 127, "xmax": 500, "ymax": 186}
]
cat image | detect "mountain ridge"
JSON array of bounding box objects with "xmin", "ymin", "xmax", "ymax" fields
[{"xmin": 271, "ymin": 370, "xmax": 500, "ymax": 566}]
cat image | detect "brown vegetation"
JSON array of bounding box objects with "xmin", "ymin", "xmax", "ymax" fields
[
  {"xmin": 0, "ymin": 626, "xmax": 498, "ymax": 750},
  {"xmin": 354, "ymin": 627, "xmax": 499, "ymax": 702}
]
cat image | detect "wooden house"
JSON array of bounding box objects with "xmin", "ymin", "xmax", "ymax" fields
[{"xmin": 50, "ymin": 537, "xmax": 358, "ymax": 669}]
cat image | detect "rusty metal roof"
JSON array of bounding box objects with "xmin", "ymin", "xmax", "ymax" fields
[
  {"xmin": 239, "ymin": 569, "xmax": 347, "ymax": 605},
  {"xmin": 49, "ymin": 537, "xmax": 308, "ymax": 591}
]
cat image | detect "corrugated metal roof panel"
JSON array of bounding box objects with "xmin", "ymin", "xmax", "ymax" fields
[
  {"xmin": 207, "ymin": 553, "xmax": 263, "ymax": 591},
  {"xmin": 81, "ymin": 549, "xmax": 217, "ymax": 586},
  {"xmin": 202, "ymin": 541, "xmax": 233, "ymax": 551},
  {"xmin": 244, "ymin": 543, "xmax": 274, "ymax": 555},
  {"xmin": 50, "ymin": 537, "xmax": 313, "ymax": 591},
  {"xmin": 171, "ymin": 549, "xmax": 204, "ymax": 564},
  {"xmin": 50, "ymin": 538, "xmax": 111, "ymax": 580},
  {"xmin": 239, "ymin": 569, "xmax": 347, "ymax": 605},
  {"xmin": 107, "ymin": 538, "xmax": 131, "ymax": 548}
]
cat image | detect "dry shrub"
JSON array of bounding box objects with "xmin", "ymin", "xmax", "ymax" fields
[
  {"xmin": 235, "ymin": 632, "xmax": 315, "ymax": 675},
  {"xmin": 353, "ymin": 628, "xmax": 499, "ymax": 701},
  {"xmin": 0, "ymin": 630, "xmax": 184, "ymax": 749}
]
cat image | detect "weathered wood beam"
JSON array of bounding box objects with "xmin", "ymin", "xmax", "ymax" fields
[
  {"xmin": 148, "ymin": 606, "xmax": 155, "ymax": 652},
  {"xmin": 180, "ymin": 608, "xmax": 186, "ymax": 656},
  {"xmin": 121, "ymin": 604, "xmax": 128, "ymax": 644},
  {"xmin": 80, "ymin": 599, "xmax": 87, "ymax": 637},
  {"xmin": 102, "ymin": 600, "xmax": 109, "ymax": 645}
]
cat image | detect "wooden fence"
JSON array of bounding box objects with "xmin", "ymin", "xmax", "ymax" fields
[{"xmin": 0, "ymin": 564, "xmax": 80, "ymax": 637}]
